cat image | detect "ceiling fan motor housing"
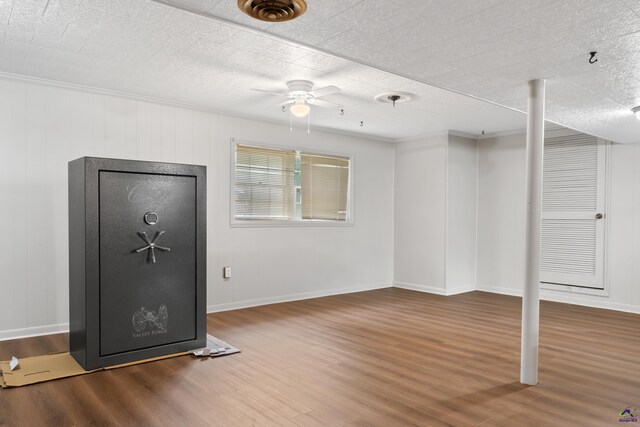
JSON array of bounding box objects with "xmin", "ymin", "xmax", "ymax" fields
[
  {"xmin": 286, "ymin": 80, "xmax": 314, "ymax": 96},
  {"xmin": 238, "ymin": 0, "xmax": 307, "ymax": 22}
]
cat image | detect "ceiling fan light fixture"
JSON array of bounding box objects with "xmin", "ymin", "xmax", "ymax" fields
[
  {"xmin": 633, "ymin": 106, "xmax": 640, "ymax": 120},
  {"xmin": 290, "ymin": 98, "xmax": 310, "ymax": 118},
  {"xmin": 238, "ymin": 0, "xmax": 307, "ymax": 22}
]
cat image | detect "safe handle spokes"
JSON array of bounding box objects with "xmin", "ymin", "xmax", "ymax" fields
[{"xmin": 135, "ymin": 231, "xmax": 171, "ymax": 264}]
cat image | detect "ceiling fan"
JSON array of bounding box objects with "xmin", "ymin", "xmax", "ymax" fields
[{"xmin": 252, "ymin": 80, "xmax": 342, "ymax": 118}]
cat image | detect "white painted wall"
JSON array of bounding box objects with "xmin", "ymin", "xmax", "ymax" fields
[
  {"xmin": 394, "ymin": 133, "xmax": 478, "ymax": 294},
  {"xmin": 0, "ymin": 76, "xmax": 394, "ymax": 339},
  {"xmin": 446, "ymin": 135, "xmax": 477, "ymax": 293},
  {"xmin": 393, "ymin": 135, "xmax": 448, "ymax": 292},
  {"xmin": 476, "ymin": 134, "xmax": 527, "ymax": 294},
  {"xmin": 477, "ymin": 133, "xmax": 640, "ymax": 313}
]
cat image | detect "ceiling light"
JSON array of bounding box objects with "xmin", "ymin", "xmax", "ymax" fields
[
  {"xmin": 374, "ymin": 92, "xmax": 415, "ymax": 106},
  {"xmin": 290, "ymin": 98, "xmax": 310, "ymax": 118},
  {"xmin": 238, "ymin": 0, "xmax": 307, "ymax": 22},
  {"xmin": 633, "ymin": 106, "xmax": 640, "ymax": 120}
]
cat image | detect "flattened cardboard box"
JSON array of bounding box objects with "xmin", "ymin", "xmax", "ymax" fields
[
  {"xmin": 0, "ymin": 335, "xmax": 239, "ymax": 388},
  {"xmin": 0, "ymin": 351, "xmax": 189, "ymax": 388}
]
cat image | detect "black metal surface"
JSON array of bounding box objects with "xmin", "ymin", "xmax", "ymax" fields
[{"xmin": 69, "ymin": 157, "xmax": 207, "ymax": 370}]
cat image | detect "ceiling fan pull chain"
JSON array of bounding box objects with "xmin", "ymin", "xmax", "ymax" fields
[{"xmin": 307, "ymin": 108, "xmax": 310, "ymax": 134}]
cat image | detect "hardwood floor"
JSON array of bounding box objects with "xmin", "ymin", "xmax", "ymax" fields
[{"xmin": 1, "ymin": 288, "xmax": 639, "ymax": 426}]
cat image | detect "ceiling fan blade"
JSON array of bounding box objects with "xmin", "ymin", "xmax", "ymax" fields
[
  {"xmin": 308, "ymin": 98, "xmax": 343, "ymax": 109},
  {"xmin": 309, "ymin": 85, "xmax": 340, "ymax": 98},
  {"xmin": 275, "ymin": 100, "xmax": 294, "ymax": 107},
  {"xmin": 251, "ymin": 88, "xmax": 290, "ymax": 97}
]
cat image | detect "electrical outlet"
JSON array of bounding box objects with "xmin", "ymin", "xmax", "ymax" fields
[{"xmin": 223, "ymin": 266, "xmax": 231, "ymax": 279}]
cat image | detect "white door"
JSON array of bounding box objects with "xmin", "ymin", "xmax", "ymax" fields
[{"xmin": 540, "ymin": 130, "xmax": 607, "ymax": 289}]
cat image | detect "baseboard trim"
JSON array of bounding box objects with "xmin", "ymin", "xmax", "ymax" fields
[
  {"xmin": 208, "ymin": 282, "xmax": 393, "ymax": 313},
  {"xmin": 5, "ymin": 283, "xmax": 635, "ymax": 341},
  {"xmin": 393, "ymin": 282, "xmax": 474, "ymax": 296},
  {"xmin": 0, "ymin": 323, "xmax": 69, "ymax": 342},
  {"xmin": 475, "ymin": 285, "xmax": 522, "ymax": 297},
  {"xmin": 0, "ymin": 283, "xmax": 393, "ymax": 341},
  {"xmin": 477, "ymin": 285, "xmax": 640, "ymax": 315}
]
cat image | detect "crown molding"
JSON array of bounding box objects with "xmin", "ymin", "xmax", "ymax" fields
[
  {"xmin": 393, "ymin": 130, "xmax": 451, "ymax": 143},
  {"xmin": 0, "ymin": 71, "xmax": 394, "ymax": 144}
]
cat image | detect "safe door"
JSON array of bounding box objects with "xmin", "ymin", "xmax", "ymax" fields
[{"xmin": 99, "ymin": 171, "xmax": 197, "ymax": 356}]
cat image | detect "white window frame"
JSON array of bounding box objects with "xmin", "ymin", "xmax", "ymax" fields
[{"xmin": 230, "ymin": 138, "xmax": 355, "ymax": 227}]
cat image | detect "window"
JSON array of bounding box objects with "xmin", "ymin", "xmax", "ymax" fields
[
  {"xmin": 233, "ymin": 142, "xmax": 351, "ymax": 224},
  {"xmin": 301, "ymin": 154, "xmax": 350, "ymax": 221},
  {"xmin": 234, "ymin": 144, "xmax": 296, "ymax": 221}
]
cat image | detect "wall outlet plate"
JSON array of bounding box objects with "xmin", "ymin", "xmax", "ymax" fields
[{"xmin": 223, "ymin": 267, "xmax": 231, "ymax": 279}]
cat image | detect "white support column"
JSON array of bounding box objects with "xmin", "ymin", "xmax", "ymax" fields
[{"xmin": 521, "ymin": 79, "xmax": 545, "ymax": 386}]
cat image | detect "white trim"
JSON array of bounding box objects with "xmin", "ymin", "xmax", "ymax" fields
[
  {"xmin": 447, "ymin": 286, "xmax": 476, "ymax": 295},
  {"xmin": 3, "ymin": 283, "xmax": 638, "ymax": 341},
  {"xmin": 0, "ymin": 284, "xmax": 393, "ymax": 341},
  {"xmin": 393, "ymin": 282, "xmax": 474, "ymax": 296},
  {"xmin": 474, "ymin": 138, "xmax": 480, "ymax": 291},
  {"xmin": 476, "ymin": 128, "xmax": 526, "ymax": 140},
  {"xmin": 208, "ymin": 282, "xmax": 392, "ymax": 313},
  {"xmin": 477, "ymin": 285, "xmax": 640, "ymax": 315},
  {"xmin": 448, "ymin": 130, "xmax": 479, "ymax": 140},
  {"xmin": 0, "ymin": 323, "xmax": 69, "ymax": 342},
  {"xmin": 229, "ymin": 220, "xmax": 354, "ymax": 228},
  {"xmin": 543, "ymin": 127, "xmax": 585, "ymax": 139},
  {"xmin": 604, "ymin": 139, "xmax": 612, "ymax": 296},
  {"xmin": 0, "ymin": 72, "xmax": 393, "ymax": 144},
  {"xmin": 391, "ymin": 143, "xmax": 396, "ymax": 284},
  {"xmin": 540, "ymin": 282, "xmax": 609, "ymax": 297},
  {"xmin": 476, "ymin": 285, "xmax": 522, "ymax": 297},
  {"xmin": 393, "ymin": 282, "xmax": 448, "ymax": 295},
  {"xmin": 540, "ymin": 292, "xmax": 640, "ymax": 315},
  {"xmin": 394, "ymin": 131, "xmax": 451, "ymax": 144},
  {"xmin": 444, "ymin": 137, "xmax": 449, "ymax": 293}
]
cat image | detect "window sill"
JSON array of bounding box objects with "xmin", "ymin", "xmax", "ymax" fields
[{"xmin": 230, "ymin": 220, "xmax": 354, "ymax": 228}]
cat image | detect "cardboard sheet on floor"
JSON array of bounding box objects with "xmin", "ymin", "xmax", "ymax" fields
[{"xmin": 0, "ymin": 334, "xmax": 239, "ymax": 388}]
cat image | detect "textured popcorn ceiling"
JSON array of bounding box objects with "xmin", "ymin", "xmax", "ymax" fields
[{"xmin": 1, "ymin": 0, "xmax": 638, "ymax": 142}]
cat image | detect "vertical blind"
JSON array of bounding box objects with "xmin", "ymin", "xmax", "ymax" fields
[
  {"xmin": 301, "ymin": 154, "xmax": 350, "ymax": 221},
  {"xmin": 235, "ymin": 144, "xmax": 295, "ymax": 220}
]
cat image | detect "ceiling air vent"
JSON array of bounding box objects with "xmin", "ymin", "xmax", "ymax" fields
[{"xmin": 238, "ymin": 0, "xmax": 307, "ymax": 22}]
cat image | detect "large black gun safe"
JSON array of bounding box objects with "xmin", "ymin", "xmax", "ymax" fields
[{"xmin": 69, "ymin": 157, "xmax": 207, "ymax": 370}]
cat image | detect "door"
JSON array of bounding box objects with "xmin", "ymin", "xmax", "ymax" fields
[
  {"xmin": 540, "ymin": 131, "xmax": 607, "ymax": 289},
  {"xmin": 99, "ymin": 171, "xmax": 197, "ymax": 356}
]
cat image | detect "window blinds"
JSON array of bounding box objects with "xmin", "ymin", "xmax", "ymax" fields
[
  {"xmin": 235, "ymin": 144, "xmax": 295, "ymax": 220},
  {"xmin": 301, "ymin": 154, "xmax": 349, "ymax": 221}
]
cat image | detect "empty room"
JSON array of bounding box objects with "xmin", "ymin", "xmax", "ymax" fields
[{"xmin": 0, "ymin": 0, "xmax": 639, "ymax": 426}]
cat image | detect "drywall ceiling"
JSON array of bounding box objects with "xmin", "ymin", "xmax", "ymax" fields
[
  {"xmin": 163, "ymin": 0, "xmax": 640, "ymax": 144},
  {"xmin": 0, "ymin": 0, "xmax": 530, "ymax": 140}
]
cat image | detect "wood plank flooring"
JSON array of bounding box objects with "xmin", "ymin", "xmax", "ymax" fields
[{"xmin": 0, "ymin": 288, "xmax": 639, "ymax": 426}]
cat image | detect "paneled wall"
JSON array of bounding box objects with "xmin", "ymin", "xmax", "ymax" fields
[
  {"xmin": 394, "ymin": 133, "xmax": 477, "ymax": 294},
  {"xmin": 0, "ymin": 77, "xmax": 394, "ymax": 339},
  {"xmin": 394, "ymin": 135, "xmax": 448, "ymax": 292},
  {"xmin": 477, "ymin": 133, "xmax": 640, "ymax": 313},
  {"xmin": 445, "ymin": 135, "xmax": 477, "ymax": 293}
]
